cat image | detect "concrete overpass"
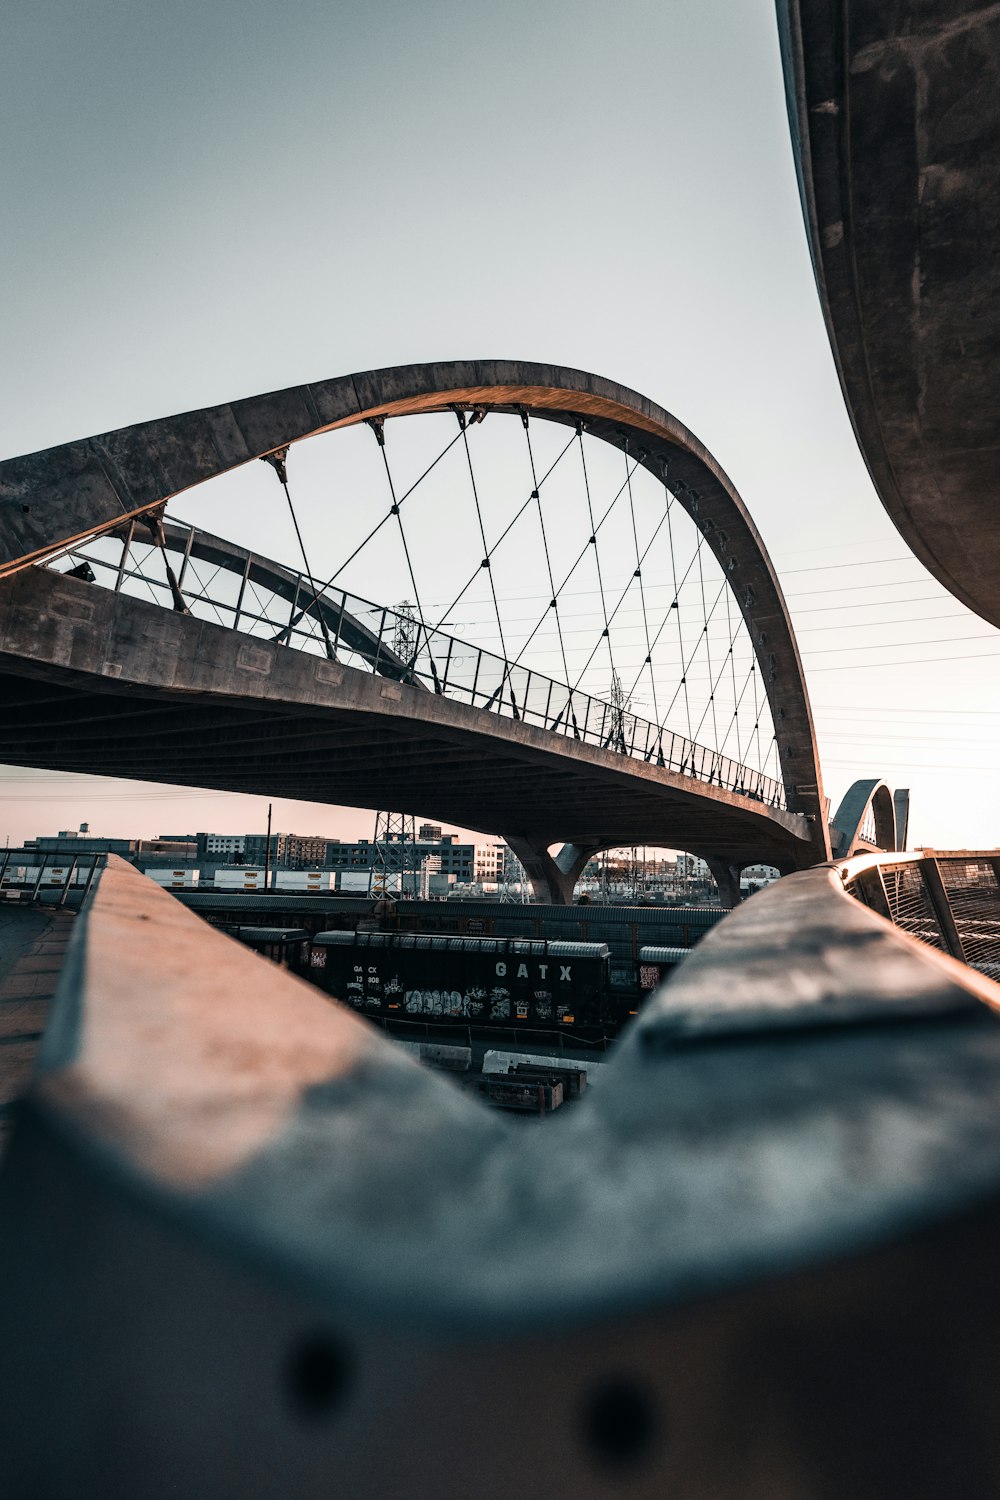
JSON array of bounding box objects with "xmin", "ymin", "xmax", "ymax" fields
[{"xmin": 779, "ymin": 0, "xmax": 1000, "ymax": 627}]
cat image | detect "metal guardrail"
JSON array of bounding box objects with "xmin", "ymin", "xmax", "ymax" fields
[
  {"xmin": 842, "ymin": 849, "xmax": 1000, "ymax": 978},
  {"xmin": 0, "ymin": 848, "xmax": 105, "ymax": 908},
  {"xmin": 44, "ymin": 520, "xmax": 788, "ymax": 811},
  {"xmin": 4, "ymin": 857, "xmax": 1000, "ymax": 1492}
]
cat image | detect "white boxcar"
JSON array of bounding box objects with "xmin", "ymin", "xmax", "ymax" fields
[
  {"xmin": 214, "ymin": 868, "xmax": 268, "ymax": 889},
  {"xmin": 147, "ymin": 868, "xmax": 201, "ymax": 889},
  {"xmin": 273, "ymin": 871, "xmax": 336, "ymax": 892}
]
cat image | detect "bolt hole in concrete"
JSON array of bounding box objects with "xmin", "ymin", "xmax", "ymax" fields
[
  {"xmin": 284, "ymin": 1332, "xmax": 353, "ymax": 1420},
  {"xmin": 582, "ymin": 1376, "xmax": 658, "ymax": 1468}
]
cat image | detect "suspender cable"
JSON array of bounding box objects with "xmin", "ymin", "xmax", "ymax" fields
[
  {"xmin": 627, "ymin": 534, "xmax": 709, "ymax": 694},
  {"xmin": 692, "ymin": 608, "xmax": 741, "ymax": 745},
  {"xmin": 629, "ymin": 490, "xmax": 714, "ymax": 744},
  {"xmin": 625, "ymin": 440, "xmax": 660, "ymax": 730},
  {"xmin": 695, "ymin": 537, "xmax": 720, "ymax": 753},
  {"xmin": 513, "ymin": 453, "xmax": 640, "ymax": 677},
  {"xmin": 577, "ymin": 425, "xmax": 615, "ymax": 692},
  {"xmin": 724, "ymin": 656, "xmax": 761, "ymax": 773},
  {"xmin": 571, "ymin": 504, "xmax": 671, "ymax": 694},
  {"xmin": 139, "ymin": 510, "xmax": 190, "ymax": 616},
  {"xmin": 658, "ymin": 575, "xmax": 728, "ymax": 728},
  {"xmin": 664, "ymin": 484, "xmax": 693, "ymax": 740},
  {"xmin": 261, "ymin": 449, "xmax": 335, "ymax": 659},
  {"xmin": 370, "ymin": 417, "xmax": 434, "ymax": 681},
  {"xmin": 750, "ymin": 653, "xmax": 764, "ymax": 773},
  {"xmin": 458, "ymin": 410, "xmax": 510, "ymax": 670},
  {"xmin": 723, "ymin": 586, "xmax": 744, "ymax": 765},
  {"xmin": 432, "ymin": 425, "xmax": 577, "ymax": 641},
  {"xmin": 523, "ymin": 411, "xmax": 572, "ymax": 690},
  {"xmin": 281, "ymin": 421, "xmax": 466, "ymax": 639}
]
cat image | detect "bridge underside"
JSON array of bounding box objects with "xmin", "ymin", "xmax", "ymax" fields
[
  {"xmin": 0, "ymin": 568, "xmax": 813, "ymax": 882},
  {"xmin": 779, "ymin": 1, "xmax": 1000, "ymax": 628}
]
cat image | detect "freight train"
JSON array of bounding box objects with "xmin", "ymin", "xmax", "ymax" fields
[
  {"xmin": 219, "ymin": 919, "xmax": 693, "ymax": 1036},
  {"xmin": 176, "ymin": 891, "xmax": 716, "ymax": 1026},
  {"xmin": 301, "ymin": 931, "xmax": 614, "ymax": 1028}
]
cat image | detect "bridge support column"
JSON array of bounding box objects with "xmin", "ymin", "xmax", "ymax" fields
[
  {"xmin": 505, "ymin": 838, "xmax": 601, "ymax": 906},
  {"xmin": 704, "ymin": 857, "xmax": 743, "ymax": 909}
]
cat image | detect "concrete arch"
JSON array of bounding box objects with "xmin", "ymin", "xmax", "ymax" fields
[
  {"xmin": 0, "ymin": 359, "xmax": 829, "ymax": 860},
  {"xmin": 832, "ymin": 779, "xmax": 898, "ymax": 857}
]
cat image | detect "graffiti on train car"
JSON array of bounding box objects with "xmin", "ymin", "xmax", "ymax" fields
[{"xmin": 300, "ymin": 932, "xmax": 608, "ymax": 1030}]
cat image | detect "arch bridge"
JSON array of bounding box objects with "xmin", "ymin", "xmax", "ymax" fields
[{"xmin": 0, "ymin": 359, "xmax": 890, "ymax": 899}]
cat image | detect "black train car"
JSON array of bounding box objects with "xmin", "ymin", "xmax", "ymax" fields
[
  {"xmin": 179, "ymin": 890, "xmax": 724, "ymax": 1009},
  {"xmin": 637, "ymin": 945, "xmax": 691, "ymax": 994},
  {"xmin": 226, "ymin": 926, "xmax": 310, "ymax": 967},
  {"xmin": 300, "ymin": 931, "xmax": 612, "ymax": 1029}
]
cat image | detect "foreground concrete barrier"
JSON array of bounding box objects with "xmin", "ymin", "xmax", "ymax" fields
[{"xmin": 3, "ymin": 855, "xmax": 1000, "ymax": 1496}]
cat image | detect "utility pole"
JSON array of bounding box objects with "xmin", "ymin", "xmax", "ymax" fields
[
  {"xmin": 264, "ymin": 802, "xmax": 273, "ymax": 891},
  {"xmin": 369, "ymin": 603, "xmax": 418, "ymax": 899}
]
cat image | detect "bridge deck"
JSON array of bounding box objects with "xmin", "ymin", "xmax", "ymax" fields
[{"xmin": 0, "ymin": 565, "xmax": 814, "ymax": 870}]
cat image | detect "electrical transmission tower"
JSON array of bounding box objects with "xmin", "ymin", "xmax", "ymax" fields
[
  {"xmin": 497, "ymin": 843, "xmax": 529, "ymax": 904},
  {"xmin": 606, "ymin": 669, "xmax": 631, "ymax": 754},
  {"xmin": 369, "ymin": 604, "xmax": 418, "ymax": 899}
]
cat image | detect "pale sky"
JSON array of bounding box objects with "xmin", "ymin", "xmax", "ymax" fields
[{"xmin": 2, "ymin": 0, "xmax": 998, "ymax": 853}]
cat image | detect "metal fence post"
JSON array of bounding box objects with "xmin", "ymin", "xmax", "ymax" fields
[
  {"xmin": 921, "ymin": 857, "xmax": 968, "ymax": 961},
  {"xmin": 58, "ymin": 856, "xmax": 78, "ymax": 908}
]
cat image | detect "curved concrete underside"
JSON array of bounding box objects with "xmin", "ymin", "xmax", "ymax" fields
[
  {"xmin": 0, "ymin": 358, "xmax": 829, "ymax": 856},
  {"xmin": 0, "ymin": 566, "xmax": 812, "ymax": 871},
  {"xmin": 778, "ymin": 2, "xmax": 1000, "ymax": 626}
]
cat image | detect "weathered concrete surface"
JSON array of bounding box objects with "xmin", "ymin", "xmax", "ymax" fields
[
  {"xmin": 5, "ymin": 860, "xmax": 1000, "ymax": 1494},
  {"xmin": 14, "ymin": 855, "xmax": 1000, "ymax": 1318},
  {"xmin": 0, "ymin": 566, "xmax": 818, "ymax": 873},
  {"xmin": 504, "ymin": 837, "xmax": 605, "ymax": 906},
  {"xmin": 779, "ymin": 2, "xmax": 1000, "ymax": 626},
  {"xmin": 0, "ymin": 359, "xmax": 830, "ymax": 854},
  {"xmin": 0, "ymin": 905, "xmax": 73, "ymax": 1153}
]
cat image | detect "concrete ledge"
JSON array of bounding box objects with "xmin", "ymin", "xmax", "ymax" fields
[{"xmin": 5, "ymin": 857, "xmax": 1000, "ymax": 1491}]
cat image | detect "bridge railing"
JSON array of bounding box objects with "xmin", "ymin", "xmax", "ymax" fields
[
  {"xmin": 0, "ymin": 848, "xmax": 105, "ymax": 909},
  {"xmin": 44, "ymin": 521, "xmax": 788, "ymax": 811},
  {"xmin": 842, "ymin": 849, "xmax": 1000, "ymax": 979}
]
